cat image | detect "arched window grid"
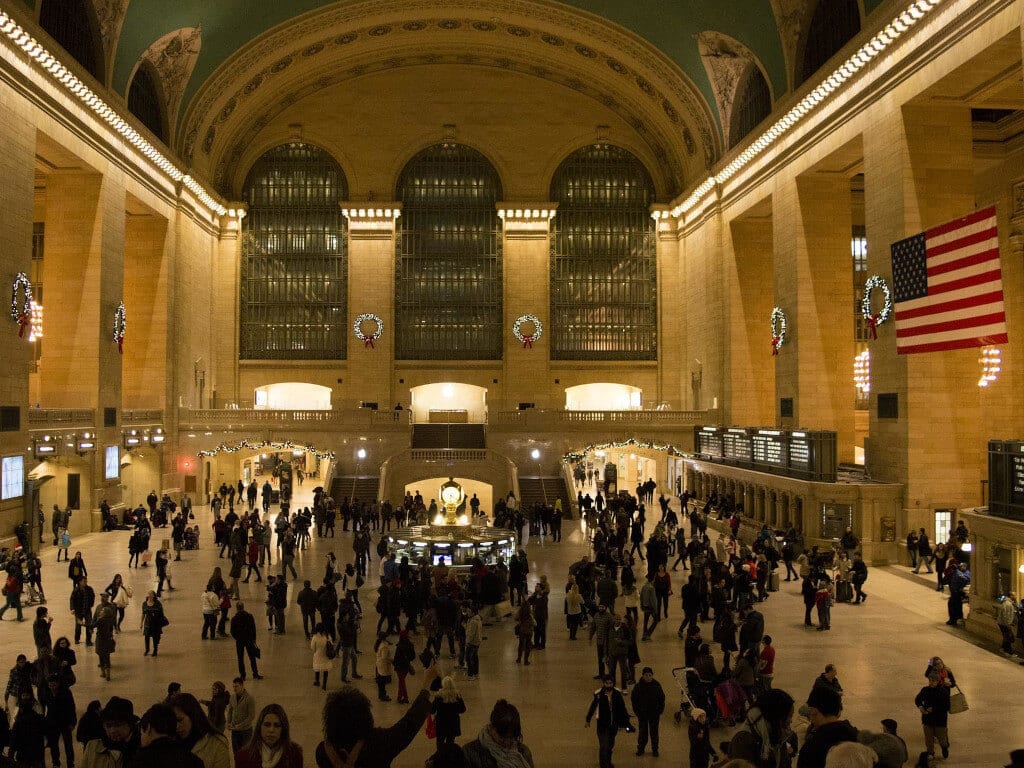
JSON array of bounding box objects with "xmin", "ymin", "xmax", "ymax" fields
[
  {"xmin": 39, "ymin": 0, "xmax": 102, "ymax": 81},
  {"xmin": 127, "ymin": 65, "xmax": 167, "ymax": 143},
  {"xmin": 799, "ymin": 0, "xmax": 861, "ymax": 85},
  {"xmin": 395, "ymin": 143, "xmax": 503, "ymax": 360},
  {"xmin": 240, "ymin": 143, "xmax": 349, "ymax": 360},
  {"xmin": 729, "ymin": 66, "xmax": 772, "ymax": 149},
  {"xmin": 550, "ymin": 144, "xmax": 658, "ymax": 361}
]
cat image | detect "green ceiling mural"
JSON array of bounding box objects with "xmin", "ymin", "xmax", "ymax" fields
[{"xmin": 110, "ymin": 0, "xmax": 886, "ymax": 133}]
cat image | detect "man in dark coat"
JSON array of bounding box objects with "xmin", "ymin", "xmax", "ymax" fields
[
  {"xmin": 229, "ymin": 601, "xmax": 263, "ymax": 681},
  {"xmin": 797, "ymin": 686, "xmax": 858, "ymax": 768},
  {"xmin": 630, "ymin": 666, "xmax": 665, "ymax": 757},
  {"xmin": 129, "ymin": 703, "xmax": 204, "ymax": 768},
  {"xmin": 586, "ymin": 675, "xmax": 633, "ymax": 768},
  {"xmin": 42, "ymin": 674, "xmax": 77, "ymax": 768},
  {"xmin": 70, "ymin": 576, "xmax": 95, "ymax": 645}
]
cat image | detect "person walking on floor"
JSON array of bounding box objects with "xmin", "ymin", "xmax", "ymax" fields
[
  {"xmin": 630, "ymin": 666, "xmax": 665, "ymax": 757},
  {"xmin": 915, "ymin": 673, "xmax": 951, "ymax": 760},
  {"xmin": 586, "ymin": 675, "xmax": 633, "ymax": 768},
  {"xmin": 997, "ymin": 593, "xmax": 1018, "ymax": 655},
  {"xmin": 431, "ymin": 676, "xmax": 466, "ymax": 749},
  {"xmin": 226, "ymin": 677, "xmax": 256, "ymax": 755},
  {"xmin": 229, "ymin": 601, "xmax": 263, "ymax": 681},
  {"xmin": 310, "ymin": 623, "xmax": 335, "ymax": 691}
]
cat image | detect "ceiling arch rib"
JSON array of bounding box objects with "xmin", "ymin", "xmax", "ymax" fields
[
  {"xmin": 178, "ymin": 1, "xmax": 721, "ymax": 188},
  {"xmin": 132, "ymin": 25, "xmax": 201, "ymax": 146},
  {"xmin": 207, "ymin": 44, "xmax": 692, "ymax": 201},
  {"xmin": 696, "ymin": 32, "xmax": 774, "ymax": 149}
]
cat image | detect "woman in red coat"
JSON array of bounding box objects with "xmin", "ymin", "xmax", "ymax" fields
[{"xmin": 235, "ymin": 703, "xmax": 303, "ymax": 768}]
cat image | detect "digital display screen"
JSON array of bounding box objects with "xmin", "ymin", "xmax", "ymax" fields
[{"xmin": 105, "ymin": 446, "xmax": 120, "ymax": 480}]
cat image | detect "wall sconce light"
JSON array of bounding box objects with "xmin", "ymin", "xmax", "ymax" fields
[{"xmin": 978, "ymin": 346, "xmax": 1001, "ymax": 387}]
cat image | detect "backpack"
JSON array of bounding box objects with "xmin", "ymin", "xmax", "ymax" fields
[{"xmin": 60, "ymin": 531, "xmax": 71, "ymax": 547}]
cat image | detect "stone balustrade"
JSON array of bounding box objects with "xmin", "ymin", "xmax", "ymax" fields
[{"xmin": 26, "ymin": 408, "xmax": 95, "ymax": 428}]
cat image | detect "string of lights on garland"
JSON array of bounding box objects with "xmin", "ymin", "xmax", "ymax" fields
[
  {"xmin": 512, "ymin": 314, "xmax": 543, "ymax": 348},
  {"xmin": 113, "ymin": 302, "xmax": 126, "ymax": 354},
  {"xmin": 353, "ymin": 313, "xmax": 383, "ymax": 349},
  {"xmin": 770, "ymin": 306, "xmax": 787, "ymax": 356},
  {"xmin": 10, "ymin": 273, "xmax": 32, "ymax": 337},
  {"xmin": 860, "ymin": 275, "xmax": 892, "ymax": 340},
  {"xmin": 564, "ymin": 437, "xmax": 681, "ymax": 464},
  {"xmin": 197, "ymin": 439, "xmax": 335, "ymax": 460}
]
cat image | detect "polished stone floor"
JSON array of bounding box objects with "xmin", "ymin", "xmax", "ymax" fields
[{"xmin": 3, "ymin": 479, "xmax": 1022, "ymax": 767}]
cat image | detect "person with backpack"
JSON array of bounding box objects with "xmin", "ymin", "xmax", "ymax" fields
[{"xmin": 0, "ymin": 570, "xmax": 24, "ymax": 622}]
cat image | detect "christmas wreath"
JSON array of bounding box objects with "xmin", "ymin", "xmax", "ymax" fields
[
  {"xmin": 770, "ymin": 307, "xmax": 787, "ymax": 356},
  {"xmin": 861, "ymin": 275, "xmax": 892, "ymax": 340},
  {"xmin": 353, "ymin": 313, "xmax": 383, "ymax": 349},
  {"xmin": 10, "ymin": 273, "xmax": 32, "ymax": 338},
  {"xmin": 113, "ymin": 302, "xmax": 126, "ymax": 354},
  {"xmin": 513, "ymin": 314, "xmax": 543, "ymax": 348}
]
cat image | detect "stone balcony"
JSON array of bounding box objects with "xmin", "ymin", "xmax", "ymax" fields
[
  {"xmin": 177, "ymin": 408, "xmax": 409, "ymax": 431},
  {"xmin": 488, "ymin": 409, "xmax": 711, "ymax": 429}
]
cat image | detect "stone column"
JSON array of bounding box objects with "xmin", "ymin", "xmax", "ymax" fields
[
  {"xmin": 864, "ymin": 105, "xmax": 983, "ymax": 506},
  {"xmin": 343, "ymin": 205, "xmax": 401, "ymax": 409},
  {"xmin": 499, "ymin": 205, "xmax": 556, "ymax": 409},
  {"xmin": 654, "ymin": 208, "xmax": 685, "ymax": 408},
  {"xmin": 122, "ymin": 212, "xmax": 170, "ymax": 409},
  {"xmin": 40, "ymin": 169, "xmax": 125, "ymax": 410},
  {"xmin": 209, "ymin": 206, "xmax": 245, "ymax": 408},
  {"xmin": 773, "ymin": 174, "xmax": 855, "ymax": 459},
  {"xmin": 727, "ymin": 210, "xmax": 775, "ymax": 424}
]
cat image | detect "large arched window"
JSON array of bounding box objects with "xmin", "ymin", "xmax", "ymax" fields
[
  {"xmin": 39, "ymin": 0, "xmax": 103, "ymax": 81},
  {"xmin": 729, "ymin": 66, "xmax": 772, "ymax": 149},
  {"xmin": 550, "ymin": 145, "xmax": 657, "ymax": 360},
  {"xmin": 395, "ymin": 143, "xmax": 503, "ymax": 360},
  {"xmin": 799, "ymin": 0, "xmax": 861, "ymax": 85},
  {"xmin": 127, "ymin": 64, "xmax": 167, "ymax": 143},
  {"xmin": 241, "ymin": 143, "xmax": 348, "ymax": 360}
]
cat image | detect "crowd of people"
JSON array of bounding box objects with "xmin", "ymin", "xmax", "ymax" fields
[{"xmin": 0, "ymin": 466, "xmax": 1019, "ymax": 768}]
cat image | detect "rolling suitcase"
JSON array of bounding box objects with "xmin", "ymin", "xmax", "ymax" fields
[
  {"xmin": 836, "ymin": 579, "xmax": 853, "ymax": 603},
  {"xmin": 768, "ymin": 572, "xmax": 780, "ymax": 592}
]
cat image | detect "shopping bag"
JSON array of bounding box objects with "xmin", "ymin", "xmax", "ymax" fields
[
  {"xmin": 948, "ymin": 686, "xmax": 968, "ymax": 714},
  {"xmin": 425, "ymin": 714, "xmax": 437, "ymax": 739},
  {"xmin": 142, "ymin": 552, "xmax": 152, "ymax": 564}
]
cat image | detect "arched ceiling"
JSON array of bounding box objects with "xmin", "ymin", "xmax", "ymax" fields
[{"xmin": 101, "ymin": 0, "xmax": 887, "ymax": 131}]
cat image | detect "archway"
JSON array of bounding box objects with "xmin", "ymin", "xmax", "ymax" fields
[
  {"xmin": 564, "ymin": 383, "xmax": 642, "ymax": 411},
  {"xmin": 253, "ymin": 382, "xmax": 332, "ymax": 410},
  {"xmin": 409, "ymin": 383, "xmax": 488, "ymax": 423},
  {"xmin": 404, "ymin": 477, "xmax": 493, "ymax": 520}
]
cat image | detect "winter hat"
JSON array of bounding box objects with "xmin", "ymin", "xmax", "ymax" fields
[
  {"xmin": 642, "ymin": 667, "xmax": 654, "ymax": 675},
  {"xmin": 100, "ymin": 696, "xmax": 136, "ymax": 724}
]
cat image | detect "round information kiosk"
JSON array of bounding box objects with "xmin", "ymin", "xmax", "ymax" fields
[{"xmin": 386, "ymin": 478, "xmax": 517, "ymax": 569}]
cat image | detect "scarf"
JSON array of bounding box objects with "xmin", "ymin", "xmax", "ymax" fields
[
  {"xmin": 262, "ymin": 743, "xmax": 284, "ymax": 768},
  {"xmin": 744, "ymin": 707, "xmax": 790, "ymax": 768},
  {"xmin": 477, "ymin": 725, "xmax": 531, "ymax": 768}
]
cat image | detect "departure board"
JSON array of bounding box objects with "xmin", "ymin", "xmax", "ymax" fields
[{"xmin": 694, "ymin": 426, "xmax": 836, "ymax": 482}]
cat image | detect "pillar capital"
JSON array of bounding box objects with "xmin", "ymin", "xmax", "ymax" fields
[
  {"xmin": 217, "ymin": 203, "xmax": 247, "ymax": 240},
  {"xmin": 497, "ymin": 203, "xmax": 557, "ymax": 239},
  {"xmin": 651, "ymin": 205, "xmax": 679, "ymax": 241},
  {"xmin": 341, "ymin": 203, "xmax": 402, "ymax": 240}
]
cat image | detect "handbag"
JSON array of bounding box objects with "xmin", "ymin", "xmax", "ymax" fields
[
  {"xmin": 948, "ymin": 686, "xmax": 968, "ymax": 714},
  {"xmin": 254, "ymin": 645, "xmax": 262, "ymax": 659},
  {"xmin": 425, "ymin": 714, "xmax": 437, "ymax": 740}
]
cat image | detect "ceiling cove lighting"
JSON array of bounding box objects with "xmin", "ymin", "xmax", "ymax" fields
[
  {"xmin": 659, "ymin": 0, "xmax": 945, "ymax": 220},
  {"xmin": 0, "ymin": 8, "xmax": 227, "ymax": 217}
]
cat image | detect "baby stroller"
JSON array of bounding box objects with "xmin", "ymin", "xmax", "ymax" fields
[{"xmin": 671, "ymin": 667, "xmax": 724, "ymax": 728}]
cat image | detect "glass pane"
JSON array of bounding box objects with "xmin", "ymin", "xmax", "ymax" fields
[
  {"xmin": 550, "ymin": 144, "xmax": 657, "ymax": 360},
  {"xmin": 240, "ymin": 143, "xmax": 348, "ymax": 360},
  {"xmin": 395, "ymin": 143, "xmax": 503, "ymax": 360}
]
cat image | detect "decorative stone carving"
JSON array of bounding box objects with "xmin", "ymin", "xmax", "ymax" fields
[
  {"xmin": 140, "ymin": 26, "xmax": 202, "ymax": 130},
  {"xmin": 768, "ymin": 0, "xmax": 814, "ymax": 86},
  {"xmin": 93, "ymin": 0, "xmax": 130, "ymax": 67},
  {"xmin": 696, "ymin": 31, "xmax": 763, "ymax": 145}
]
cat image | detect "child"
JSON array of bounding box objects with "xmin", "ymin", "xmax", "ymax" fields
[{"xmin": 815, "ymin": 581, "xmax": 832, "ymax": 631}]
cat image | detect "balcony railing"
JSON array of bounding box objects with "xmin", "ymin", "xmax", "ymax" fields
[
  {"xmin": 122, "ymin": 409, "xmax": 164, "ymax": 425},
  {"xmin": 178, "ymin": 408, "xmax": 409, "ymax": 430},
  {"xmin": 489, "ymin": 409, "xmax": 709, "ymax": 428},
  {"xmin": 26, "ymin": 409, "xmax": 95, "ymax": 429},
  {"xmin": 410, "ymin": 449, "xmax": 489, "ymax": 462}
]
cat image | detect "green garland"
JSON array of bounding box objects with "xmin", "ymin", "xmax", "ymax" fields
[
  {"xmin": 198, "ymin": 439, "xmax": 335, "ymax": 461},
  {"xmin": 564, "ymin": 437, "xmax": 680, "ymax": 464}
]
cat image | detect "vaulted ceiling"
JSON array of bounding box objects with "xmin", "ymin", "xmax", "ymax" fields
[{"xmin": 20, "ymin": 0, "xmax": 890, "ymax": 196}]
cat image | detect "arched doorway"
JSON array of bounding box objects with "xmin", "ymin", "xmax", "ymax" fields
[
  {"xmin": 409, "ymin": 383, "xmax": 488, "ymax": 423},
  {"xmin": 565, "ymin": 383, "xmax": 642, "ymax": 411},
  {"xmin": 253, "ymin": 382, "xmax": 332, "ymax": 410}
]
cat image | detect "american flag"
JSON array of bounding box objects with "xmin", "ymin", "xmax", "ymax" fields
[{"xmin": 890, "ymin": 206, "xmax": 1008, "ymax": 354}]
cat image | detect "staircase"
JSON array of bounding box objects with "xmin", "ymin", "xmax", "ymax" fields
[
  {"xmin": 412, "ymin": 424, "xmax": 486, "ymax": 449},
  {"xmin": 517, "ymin": 476, "xmax": 574, "ymax": 518},
  {"xmin": 329, "ymin": 476, "xmax": 380, "ymax": 503}
]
